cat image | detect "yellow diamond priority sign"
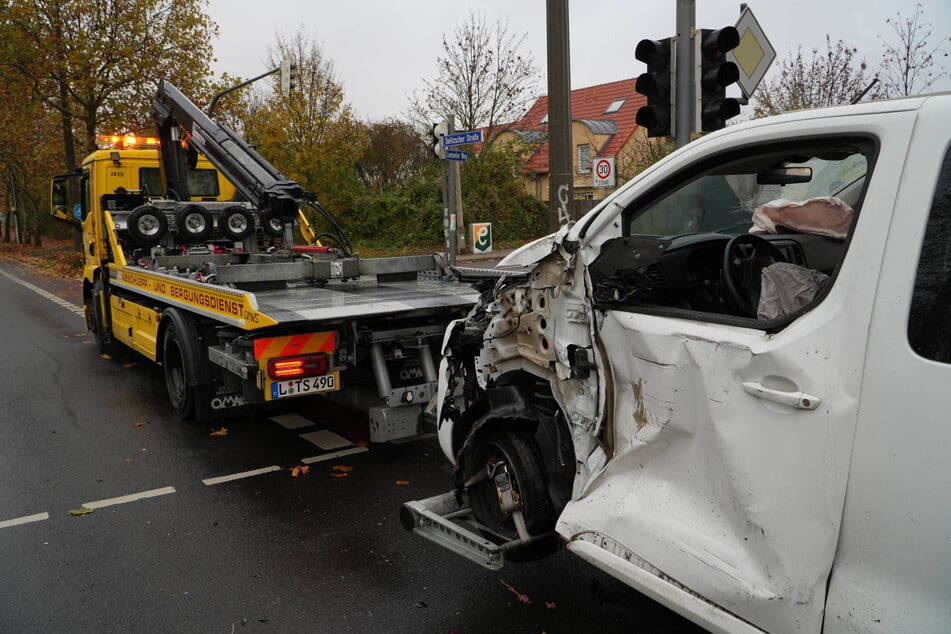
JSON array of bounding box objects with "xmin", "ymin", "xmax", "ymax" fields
[{"xmin": 727, "ymin": 7, "xmax": 775, "ymax": 98}]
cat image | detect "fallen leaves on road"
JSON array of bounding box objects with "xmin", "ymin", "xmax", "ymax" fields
[
  {"xmin": 134, "ymin": 422, "xmax": 145, "ymax": 428},
  {"xmin": 396, "ymin": 480, "xmax": 411, "ymax": 486},
  {"xmin": 501, "ymin": 579, "xmax": 532, "ymax": 604},
  {"xmin": 68, "ymin": 507, "xmax": 95, "ymax": 517},
  {"xmin": 122, "ymin": 362, "xmax": 137, "ymax": 368},
  {"xmin": 546, "ymin": 601, "xmax": 557, "ymax": 610},
  {"xmin": 209, "ymin": 427, "xmax": 228, "ymax": 437},
  {"xmin": 290, "ymin": 465, "xmax": 311, "ymax": 478},
  {"xmin": 100, "ymin": 353, "xmax": 111, "ymax": 360},
  {"xmin": 330, "ymin": 465, "xmax": 352, "ymax": 479}
]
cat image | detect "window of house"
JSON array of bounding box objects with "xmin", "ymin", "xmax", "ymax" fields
[
  {"xmin": 908, "ymin": 146, "xmax": 951, "ymax": 363},
  {"xmin": 605, "ymin": 98, "xmax": 626, "ymax": 114},
  {"xmin": 578, "ymin": 144, "xmax": 592, "ymax": 174}
]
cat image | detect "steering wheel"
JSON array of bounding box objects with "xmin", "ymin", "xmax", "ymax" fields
[{"xmin": 722, "ymin": 234, "xmax": 787, "ymax": 317}]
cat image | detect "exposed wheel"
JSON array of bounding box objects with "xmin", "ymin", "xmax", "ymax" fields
[
  {"xmin": 219, "ymin": 206, "xmax": 255, "ymax": 241},
  {"xmin": 261, "ymin": 213, "xmax": 286, "ymax": 238},
  {"xmin": 462, "ymin": 427, "xmax": 555, "ymax": 541},
  {"xmin": 127, "ymin": 205, "xmax": 168, "ymax": 246},
  {"xmin": 89, "ymin": 279, "xmax": 119, "ymax": 356},
  {"xmin": 176, "ymin": 204, "xmax": 213, "ymax": 242},
  {"xmin": 163, "ymin": 323, "xmax": 195, "ymax": 418}
]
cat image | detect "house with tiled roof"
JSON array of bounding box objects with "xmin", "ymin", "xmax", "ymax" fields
[{"xmin": 490, "ymin": 78, "xmax": 647, "ymax": 203}]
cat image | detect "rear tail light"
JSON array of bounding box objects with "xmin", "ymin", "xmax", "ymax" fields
[{"xmin": 268, "ymin": 353, "xmax": 329, "ymax": 379}]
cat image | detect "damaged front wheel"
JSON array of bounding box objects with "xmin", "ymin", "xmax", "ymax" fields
[{"xmin": 463, "ymin": 428, "xmax": 555, "ymax": 542}]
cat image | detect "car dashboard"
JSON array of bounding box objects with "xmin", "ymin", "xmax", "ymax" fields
[{"xmin": 588, "ymin": 232, "xmax": 845, "ymax": 317}]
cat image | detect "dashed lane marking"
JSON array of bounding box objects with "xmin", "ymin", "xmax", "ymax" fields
[
  {"xmin": 202, "ymin": 465, "xmax": 282, "ymax": 486},
  {"xmin": 270, "ymin": 413, "xmax": 317, "ymax": 430},
  {"xmin": 299, "ymin": 429, "xmax": 351, "ymax": 450},
  {"xmin": 0, "ymin": 512, "xmax": 50, "ymax": 529},
  {"xmin": 301, "ymin": 446, "xmax": 369, "ymax": 464},
  {"xmin": 82, "ymin": 486, "xmax": 176, "ymax": 510},
  {"xmin": 0, "ymin": 269, "xmax": 83, "ymax": 316}
]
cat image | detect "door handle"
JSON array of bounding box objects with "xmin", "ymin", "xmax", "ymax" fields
[{"xmin": 741, "ymin": 382, "xmax": 821, "ymax": 410}]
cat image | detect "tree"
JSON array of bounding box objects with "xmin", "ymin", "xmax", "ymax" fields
[
  {"xmin": 878, "ymin": 3, "xmax": 950, "ymax": 97},
  {"xmin": 356, "ymin": 119, "xmax": 431, "ymax": 193},
  {"xmin": 2, "ymin": 0, "xmax": 218, "ymax": 170},
  {"xmin": 243, "ymin": 28, "xmax": 365, "ymax": 222},
  {"xmin": 616, "ymin": 130, "xmax": 676, "ymax": 184},
  {"xmin": 753, "ymin": 36, "xmax": 880, "ymax": 117},
  {"xmin": 409, "ymin": 11, "xmax": 540, "ymax": 142}
]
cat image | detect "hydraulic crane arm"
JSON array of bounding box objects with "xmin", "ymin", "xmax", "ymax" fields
[{"xmin": 151, "ymin": 79, "xmax": 302, "ymax": 222}]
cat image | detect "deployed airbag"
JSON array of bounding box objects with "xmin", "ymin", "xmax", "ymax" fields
[
  {"xmin": 750, "ymin": 197, "xmax": 854, "ymax": 239},
  {"xmin": 758, "ymin": 262, "xmax": 830, "ymax": 320}
]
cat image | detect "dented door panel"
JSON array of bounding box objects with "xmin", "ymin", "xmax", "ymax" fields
[{"xmin": 559, "ymin": 286, "xmax": 876, "ymax": 633}]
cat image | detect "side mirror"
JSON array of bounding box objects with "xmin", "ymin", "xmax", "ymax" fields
[{"xmin": 50, "ymin": 175, "xmax": 77, "ymax": 224}]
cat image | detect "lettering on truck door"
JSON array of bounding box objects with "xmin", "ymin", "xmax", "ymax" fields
[{"xmin": 558, "ymin": 112, "xmax": 918, "ymax": 632}]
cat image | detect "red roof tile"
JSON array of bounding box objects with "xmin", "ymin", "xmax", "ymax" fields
[{"xmin": 495, "ymin": 78, "xmax": 645, "ymax": 173}]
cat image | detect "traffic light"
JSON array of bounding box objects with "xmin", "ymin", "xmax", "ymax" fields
[
  {"xmin": 431, "ymin": 120, "xmax": 448, "ymax": 159},
  {"xmin": 280, "ymin": 59, "xmax": 299, "ymax": 96},
  {"xmin": 634, "ymin": 38, "xmax": 674, "ymax": 138},
  {"xmin": 697, "ymin": 27, "xmax": 741, "ymax": 132}
]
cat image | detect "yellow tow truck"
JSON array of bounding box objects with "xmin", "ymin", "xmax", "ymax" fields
[{"xmin": 51, "ymin": 81, "xmax": 479, "ymax": 440}]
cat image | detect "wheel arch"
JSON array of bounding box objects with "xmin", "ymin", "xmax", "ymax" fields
[{"xmin": 453, "ymin": 373, "xmax": 577, "ymax": 517}]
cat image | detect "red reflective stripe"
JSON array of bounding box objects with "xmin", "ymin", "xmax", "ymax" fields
[{"xmin": 254, "ymin": 332, "xmax": 336, "ymax": 359}]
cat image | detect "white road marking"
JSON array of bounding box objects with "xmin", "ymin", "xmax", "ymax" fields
[
  {"xmin": 299, "ymin": 429, "xmax": 351, "ymax": 450},
  {"xmin": 270, "ymin": 413, "xmax": 316, "ymax": 430},
  {"xmin": 301, "ymin": 446, "xmax": 369, "ymax": 464},
  {"xmin": 0, "ymin": 512, "xmax": 50, "ymax": 529},
  {"xmin": 0, "ymin": 269, "xmax": 84, "ymax": 316},
  {"xmin": 202, "ymin": 465, "xmax": 282, "ymax": 486},
  {"xmin": 82, "ymin": 486, "xmax": 176, "ymax": 509}
]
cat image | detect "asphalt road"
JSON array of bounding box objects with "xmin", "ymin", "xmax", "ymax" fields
[{"xmin": 0, "ymin": 261, "xmax": 703, "ymax": 634}]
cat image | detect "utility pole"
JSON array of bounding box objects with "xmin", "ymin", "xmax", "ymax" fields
[
  {"xmin": 546, "ymin": 0, "xmax": 573, "ymax": 230},
  {"xmin": 675, "ymin": 0, "xmax": 696, "ymax": 148}
]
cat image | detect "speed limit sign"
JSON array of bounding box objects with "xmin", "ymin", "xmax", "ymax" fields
[{"xmin": 592, "ymin": 157, "xmax": 615, "ymax": 187}]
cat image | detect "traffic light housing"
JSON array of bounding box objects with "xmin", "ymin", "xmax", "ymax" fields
[
  {"xmin": 280, "ymin": 59, "xmax": 299, "ymax": 95},
  {"xmin": 634, "ymin": 38, "xmax": 674, "ymax": 138},
  {"xmin": 431, "ymin": 120, "xmax": 448, "ymax": 159},
  {"xmin": 697, "ymin": 28, "xmax": 741, "ymax": 132}
]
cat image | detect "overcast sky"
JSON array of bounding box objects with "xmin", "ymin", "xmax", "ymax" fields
[{"xmin": 206, "ymin": 0, "xmax": 951, "ymax": 122}]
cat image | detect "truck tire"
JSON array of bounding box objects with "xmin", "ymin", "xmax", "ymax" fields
[
  {"xmin": 219, "ymin": 206, "xmax": 255, "ymax": 241},
  {"xmin": 261, "ymin": 213, "xmax": 286, "ymax": 238},
  {"xmin": 176, "ymin": 204, "xmax": 213, "ymax": 242},
  {"xmin": 462, "ymin": 427, "xmax": 555, "ymax": 540},
  {"xmin": 89, "ymin": 279, "xmax": 119, "ymax": 356},
  {"xmin": 127, "ymin": 205, "xmax": 168, "ymax": 246},
  {"xmin": 162, "ymin": 323, "xmax": 196, "ymax": 419}
]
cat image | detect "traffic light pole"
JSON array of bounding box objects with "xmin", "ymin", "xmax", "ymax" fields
[{"xmin": 675, "ymin": 0, "xmax": 696, "ymax": 148}]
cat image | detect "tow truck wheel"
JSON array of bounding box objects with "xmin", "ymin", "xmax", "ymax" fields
[
  {"xmin": 261, "ymin": 213, "xmax": 286, "ymax": 238},
  {"xmin": 176, "ymin": 205, "xmax": 213, "ymax": 242},
  {"xmin": 89, "ymin": 280, "xmax": 118, "ymax": 356},
  {"xmin": 127, "ymin": 205, "xmax": 168, "ymax": 246},
  {"xmin": 162, "ymin": 324, "xmax": 195, "ymax": 419},
  {"xmin": 462, "ymin": 427, "xmax": 555, "ymax": 541},
  {"xmin": 219, "ymin": 206, "xmax": 255, "ymax": 241}
]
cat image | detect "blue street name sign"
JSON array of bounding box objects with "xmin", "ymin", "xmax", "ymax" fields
[
  {"xmin": 442, "ymin": 130, "xmax": 483, "ymax": 147},
  {"xmin": 445, "ymin": 149, "xmax": 469, "ymax": 162}
]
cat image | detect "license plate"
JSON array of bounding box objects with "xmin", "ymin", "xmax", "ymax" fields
[{"xmin": 269, "ymin": 372, "xmax": 339, "ymax": 399}]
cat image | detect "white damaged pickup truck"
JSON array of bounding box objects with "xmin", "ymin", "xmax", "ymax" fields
[{"xmin": 401, "ymin": 94, "xmax": 951, "ymax": 633}]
